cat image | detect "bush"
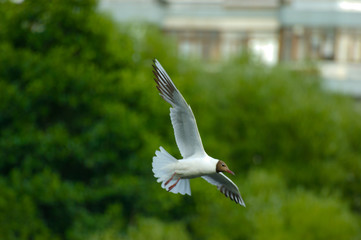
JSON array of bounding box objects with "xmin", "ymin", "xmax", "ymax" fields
[{"xmin": 188, "ymin": 170, "xmax": 359, "ymax": 240}]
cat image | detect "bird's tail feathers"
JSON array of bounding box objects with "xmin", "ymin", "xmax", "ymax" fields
[{"xmin": 152, "ymin": 147, "xmax": 191, "ymax": 195}]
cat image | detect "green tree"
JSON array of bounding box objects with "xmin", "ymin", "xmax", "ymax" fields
[
  {"xmin": 186, "ymin": 170, "xmax": 359, "ymax": 240},
  {"xmin": 0, "ymin": 0, "xmax": 182, "ymax": 238}
]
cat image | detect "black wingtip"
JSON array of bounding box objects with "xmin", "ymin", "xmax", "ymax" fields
[{"xmin": 151, "ymin": 58, "xmax": 156, "ymax": 70}]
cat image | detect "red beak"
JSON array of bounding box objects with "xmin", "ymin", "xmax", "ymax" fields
[{"xmin": 226, "ymin": 169, "xmax": 235, "ymax": 175}]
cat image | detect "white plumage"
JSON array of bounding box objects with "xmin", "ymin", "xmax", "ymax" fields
[
  {"xmin": 151, "ymin": 59, "xmax": 245, "ymax": 207},
  {"xmin": 153, "ymin": 147, "xmax": 191, "ymax": 195}
]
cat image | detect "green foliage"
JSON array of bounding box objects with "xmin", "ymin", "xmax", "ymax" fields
[
  {"xmin": 125, "ymin": 218, "xmax": 191, "ymax": 240},
  {"xmin": 0, "ymin": 0, "xmax": 360, "ymax": 239},
  {"xmin": 246, "ymin": 170, "xmax": 358, "ymax": 240},
  {"xmin": 0, "ymin": 179, "xmax": 55, "ymax": 240},
  {"xmin": 188, "ymin": 170, "xmax": 359, "ymax": 240},
  {"xmin": 194, "ymin": 55, "xmax": 361, "ymax": 211}
]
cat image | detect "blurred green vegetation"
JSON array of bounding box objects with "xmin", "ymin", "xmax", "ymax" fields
[{"xmin": 0, "ymin": 0, "xmax": 360, "ymax": 239}]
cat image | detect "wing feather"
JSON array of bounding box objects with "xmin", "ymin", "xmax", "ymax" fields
[
  {"xmin": 153, "ymin": 59, "xmax": 206, "ymax": 158},
  {"xmin": 202, "ymin": 173, "xmax": 246, "ymax": 207}
]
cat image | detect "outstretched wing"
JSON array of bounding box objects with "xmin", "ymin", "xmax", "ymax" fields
[
  {"xmin": 152, "ymin": 59, "xmax": 206, "ymax": 158},
  {"xmin": 202, "ymin": 173, "xmax": 246, "ymax": 207}
]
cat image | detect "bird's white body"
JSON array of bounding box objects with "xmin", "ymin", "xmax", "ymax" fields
[
  {"xmin": 174, "ymin": 155, "xmax": 218, "ymax": 179},
  {"xmin": 152, "ymin": 59, "xmax": 246, "ymax": 206}
]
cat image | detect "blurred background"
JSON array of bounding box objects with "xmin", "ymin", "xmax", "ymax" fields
[
  {"xmin": 0, "ymin": 0, "xmax": 360, "ymax": 239},
  {"xmin": 101, "ymin": 0, "xmax": 361, "ymax": 96}
]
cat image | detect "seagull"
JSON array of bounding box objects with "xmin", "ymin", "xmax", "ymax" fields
[{"xmin": 151, "ymin": 59, "xmax": 245, "ymax": 207}]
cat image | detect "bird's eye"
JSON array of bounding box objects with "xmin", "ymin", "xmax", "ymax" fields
[{"xmin": 222, "ymin": 164, "xmax": 225, "ymax": 167}]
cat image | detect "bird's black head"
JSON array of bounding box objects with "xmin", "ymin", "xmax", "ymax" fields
[{"xmin": 216, "ymin": 160, "xmax": 235, "ymax": 175}]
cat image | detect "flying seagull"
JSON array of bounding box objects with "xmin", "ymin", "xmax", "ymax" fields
[{"xmin": 152, "ymin": 59, "xmax": 245, "ymax": 207}]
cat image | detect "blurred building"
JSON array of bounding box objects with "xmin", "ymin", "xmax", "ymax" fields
[
  {"xmin": 279, "ymin": 0, "xmax": 361, "ymax": 96},
  {"xmin": 99, "ymin": 0, "xmax": 361, "ymax": 95},
  {"xmin": 280, "ymin": 0, "xmax": 361, "ymax": 63},
  {"xmin": 163, "ymin": 0, "xmax": 280, "ymax": 64},
  {"xmin": 100, "ymin": 0, "xmax": 280, "ymax": 64}
]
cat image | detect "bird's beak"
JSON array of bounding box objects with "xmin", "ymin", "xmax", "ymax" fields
[{"xmin": 226, "ymin": 169, "xmax": 235, "ymax": 175}]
